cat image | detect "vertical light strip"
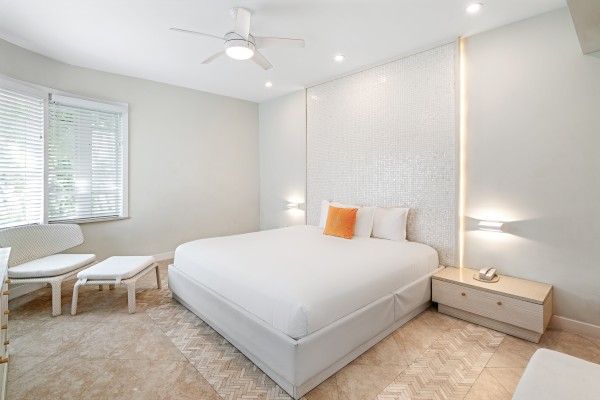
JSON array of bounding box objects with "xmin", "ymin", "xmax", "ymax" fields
[{"xmin": 458, "ymin": 37, "xmax": 467, "ymax": 268}]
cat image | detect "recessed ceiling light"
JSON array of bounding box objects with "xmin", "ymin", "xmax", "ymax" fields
[
  {"xmin": 334, "ymin": 54, "xmax": 345, "ymax": 62},
  {"xmin": 265, "ymin": 81, "xmax": 273, "ymax": 88},
  {"xmin": 465, "ymin": 3, "xmax": 483, "ymax": 14}
]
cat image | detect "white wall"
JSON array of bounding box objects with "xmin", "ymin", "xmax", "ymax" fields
[
  {"xmin": 259, "ymin": 90, "xmax": 306, "ymax": 230},
  {"xmin": 0, "ymin": 38, "xmax": 259, "ymax": 261},
  {"xmin": 464, "ymin": 8, "xmax": 600, "ymax": 325}
]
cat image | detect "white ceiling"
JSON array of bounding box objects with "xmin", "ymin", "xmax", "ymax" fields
[{"xmin": 0, "ymin": 0, "xmax": 565, "ymax": 103}]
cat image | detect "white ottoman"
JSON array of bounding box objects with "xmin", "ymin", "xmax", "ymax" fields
[
  {"xmin": 71, "ymin": 256, "xmax": 161, "ymax": 315},
  {"xmin": 513, "ymin": 348, "xmax": 600, "ymax": 399}
]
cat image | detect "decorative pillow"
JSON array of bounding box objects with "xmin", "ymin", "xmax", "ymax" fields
[
  {"xmin": 319, "ymin": 200, "xmax": 376, "ymax": 237},
  {"xmin": 332, "ymin": 202, "xmax": 376, "ymax": 237},
  {"xmin": 371, "ymin": 207, "xmax": 409, "ymax": 241},
  {"xmin": 323, "ymin": 205, "xmax": 358, "ymax": 239}
]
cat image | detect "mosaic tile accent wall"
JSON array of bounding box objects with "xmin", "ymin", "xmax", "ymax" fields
[{"xmin": 307, "ymin": 42, "xmax": 458, "ymax": 266}]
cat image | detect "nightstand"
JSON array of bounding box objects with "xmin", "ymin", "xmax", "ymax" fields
[{"xmin": 432, "ymin": 267, "xmax": 553, "ymax": 343}]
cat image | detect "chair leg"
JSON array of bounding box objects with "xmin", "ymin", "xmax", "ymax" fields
[
  {"xmin": 71, "ymin": 281, "xmax": 82, "ymax": 316},
  {"xmin": 155, "ymin": 264, "xmax": 162, "ymax": 289},
  {"xmin": 126, "ymin": 283, "xmax": 136, "ymax": 314},
  {"xmin": 109, "ymin": 284, "xmax": 115, "ymax": 290},
  {"xmin": 99, "ymin": 285, "xmax": 103, "ymax": 291},
  {"xmin": 50, "ymin": 281, "xmax": 62, "ymax": 317}
]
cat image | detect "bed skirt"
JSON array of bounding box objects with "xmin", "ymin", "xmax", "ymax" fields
[{"xmin": 168, "ymin": 265, "xmax": 444, "ymax": 398}]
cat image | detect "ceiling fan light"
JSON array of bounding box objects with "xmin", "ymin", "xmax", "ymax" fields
[
  {"xmin": 224, "ymin": 37, "xmax": 256, "ymax": 60},
  {"xmin": 226, "ymin": 45, "xmax": 254, "ymax": 60}
]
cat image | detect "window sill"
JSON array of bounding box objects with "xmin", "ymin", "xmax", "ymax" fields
[{"xmin": 49, "ymin": 216, "xmax": 130, "ymax": 225}]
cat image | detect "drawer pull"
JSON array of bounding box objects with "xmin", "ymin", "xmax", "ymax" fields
[
  {"xmin": 3, "ymin": 340, "xmax": 8, "ymax": 346},
  {"xmin": 2, "ymin": 290, "xmax": 8, "ymax": 296},
  {"xmin": 1, "ymin": 324, "xmax": 6, "ymax": 330},
  {"xmin": 497, "ymin": 301, "xmax": 502, "ymax": 306},
  {"xmin": 461, "ymin": 292, "xmax": 466, "ymax": 297},
  {"xmin": 4, "ymin": 280, "xmax": 10, "ymax": 285},
  {"xmin": 2, "ymin": 310, "xmax": 9, "ymax": 315},
  {"xmin": 0, "ymin": 358, "xmax": 7, "ymax": 364}
]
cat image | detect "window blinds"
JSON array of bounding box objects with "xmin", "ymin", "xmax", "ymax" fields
[
  {"xmin": 0, "ymin": 87, "xmax": 45, "ymax": 228},
  {"xmin": 48, "ymin": 97, "xmax": 124, "ymax": 222}
]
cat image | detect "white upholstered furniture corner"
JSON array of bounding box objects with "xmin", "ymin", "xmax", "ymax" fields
[
  {"xmin": 513, "ymin": 349, "xmax": 600, "ymax": 399},
  {"xmin": 0, "ymin": 224, "xmax": 95, "ymax": 316}
]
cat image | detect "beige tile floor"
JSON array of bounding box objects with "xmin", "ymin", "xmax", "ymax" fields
[{"xmin": 6, "ymin": 261, "xmax": 600, "ymax": 399}]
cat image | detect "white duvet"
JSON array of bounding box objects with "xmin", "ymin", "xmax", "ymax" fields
[{"xmin": 173, "ymin": 225, "xmax": 438, "ymax": 339}]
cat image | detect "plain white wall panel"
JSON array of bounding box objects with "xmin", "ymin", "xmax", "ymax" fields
[
  {"xmin": 464, "ymin": 8, "xmax": 600, "ymax": 326},
  {"xmin": 259, "ymin": 90, "xmax": 307, "ymax": 230}
]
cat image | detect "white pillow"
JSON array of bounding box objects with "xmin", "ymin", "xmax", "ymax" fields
[
  {"xmin": 372, "ymin": 207, "xmax": 409, "ymax": 241},
  {"xmin": 319, "ymin": 199, "xmax": 331, "ymax": 228},
  {"xmin": 318, "ymin": 199, "xmax": 376, "ymax": 238},
  {"xmin": 332, "ymin": 202, "xmax": 376, "ymax": 238}
]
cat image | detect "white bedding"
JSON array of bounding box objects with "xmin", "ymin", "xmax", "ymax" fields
[{"xmin": 173, "ymin": 225, "xmax": 438, "ymax": 339}]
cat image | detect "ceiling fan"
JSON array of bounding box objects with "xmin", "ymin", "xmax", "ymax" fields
[{"xmin": 170, "ymin": 7, "xmax": 305, "ymax": 70}]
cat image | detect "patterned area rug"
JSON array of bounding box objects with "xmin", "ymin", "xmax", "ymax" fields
[
  {"xmin": 146, "ymin": 301, "xmax": 295, "ymax": 400},
  {"xmin": 376, "ymin": 324, "xmax": 505, "ymax": 399},
  {"xmin": 146, "ymin": 291, "xmax": 504, "ymax": 400}
]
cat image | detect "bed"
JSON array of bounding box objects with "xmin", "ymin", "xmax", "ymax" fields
[{"xmin": 168, "ymin": 225, "xmax": 440, "ymax": 398}]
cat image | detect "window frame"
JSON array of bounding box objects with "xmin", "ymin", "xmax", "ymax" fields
[{"xmin": 0, "ymin": 74, "xmax": 129, "ymax": 226}]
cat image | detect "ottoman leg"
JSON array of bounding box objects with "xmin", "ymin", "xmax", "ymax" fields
[
  {"xmin": 126, "ymin": 283, "xmax": 136, "ymax": 314},
  {"xmin": 155, "ymin": 264, "xmax": 162, "ymax": 289},
  {"xmin": 71, "ymin": 281, "xmax": 82, "ymax": 316}
]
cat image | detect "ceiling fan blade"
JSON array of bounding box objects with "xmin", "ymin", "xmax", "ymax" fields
[
  {"xmin": 254, "ymin": 37, "xmax": 305, "ymax": 49},
  {"xmin": 201, "ymin": 50, "xmax": 226, "ymax": 64},
  {"xmin": 251, "ymin": 50, "xmax": 273, "ymax": 70},
  {"xmin": 233, "ymin": 7, "xmax": 251, "ymax": 40},
  {"xmin": 169, "ymin": 28, "xmax": 223, "ymax": 41}
]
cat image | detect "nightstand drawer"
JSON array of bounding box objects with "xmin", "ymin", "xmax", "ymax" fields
[{"xmin": 432, "ymin": 280, "xmax": 544, "ymax": 333}]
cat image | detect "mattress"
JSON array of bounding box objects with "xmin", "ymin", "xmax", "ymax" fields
[{"xmin": 173, "ymin": 225, "xmax": 439, "ymax": 339}]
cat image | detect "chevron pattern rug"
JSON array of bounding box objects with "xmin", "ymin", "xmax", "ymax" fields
[
  {"xmin": 146, "ymin": 301, "xmax": 296, "ymax": 400},
  {"xmin": 376, "ymin": 324, "xmax": 505, "ymax": 399},
  {"xmin": 144, "ymin": 265, "xmax": 505, "ymax": 400}
]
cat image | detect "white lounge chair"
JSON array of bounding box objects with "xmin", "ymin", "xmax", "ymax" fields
[{"xmin": 0, "ymin": 224, "xmax": 95, "ymax": 316}]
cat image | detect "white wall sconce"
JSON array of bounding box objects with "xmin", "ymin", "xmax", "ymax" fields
[
  {"xmin": 287, "ymin": 203, "xmax": 300, "ymax": 209},
  {"xmin": 478, "ymin": 220, "xmax": 504, "ymax": 232}
]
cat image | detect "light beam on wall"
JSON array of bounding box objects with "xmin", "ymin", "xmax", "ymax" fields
[{"xmin": 459, "ymin": 37, "xmax": 467, "ymax": 268}]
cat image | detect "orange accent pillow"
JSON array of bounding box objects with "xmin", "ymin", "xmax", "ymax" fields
[{"xmin": 323, "ymin": 205, "xmax": 358, "ymax": 239}]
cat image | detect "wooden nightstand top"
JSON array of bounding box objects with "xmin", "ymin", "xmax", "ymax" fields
[{"xmin": 433, "ymin": 267, "xmax": 552, "ymax": 305}]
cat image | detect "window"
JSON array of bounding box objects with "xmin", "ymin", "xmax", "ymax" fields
[
  {"xmin": 0, "ymin": 86, "xmax": 45, "ymax": 228},
  {"xmin": 0, "ymin": 77, "xmax": 128, "ymax": 229},
  {"xmin": 48, "ymin": 95, "xmax": 126, "ymax": 222}
]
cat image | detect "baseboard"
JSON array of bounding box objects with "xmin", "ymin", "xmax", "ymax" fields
[
  {"xmin": 550, "ymin": 315, "xmax": 600, "ymax": 339},
  {"xmin": 152, "ymin": 251, "xmax": 175, "ymax": 262},
  {"xmin": 8, "ymin": 283, "xmax": 46, "ymax": 300}
]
